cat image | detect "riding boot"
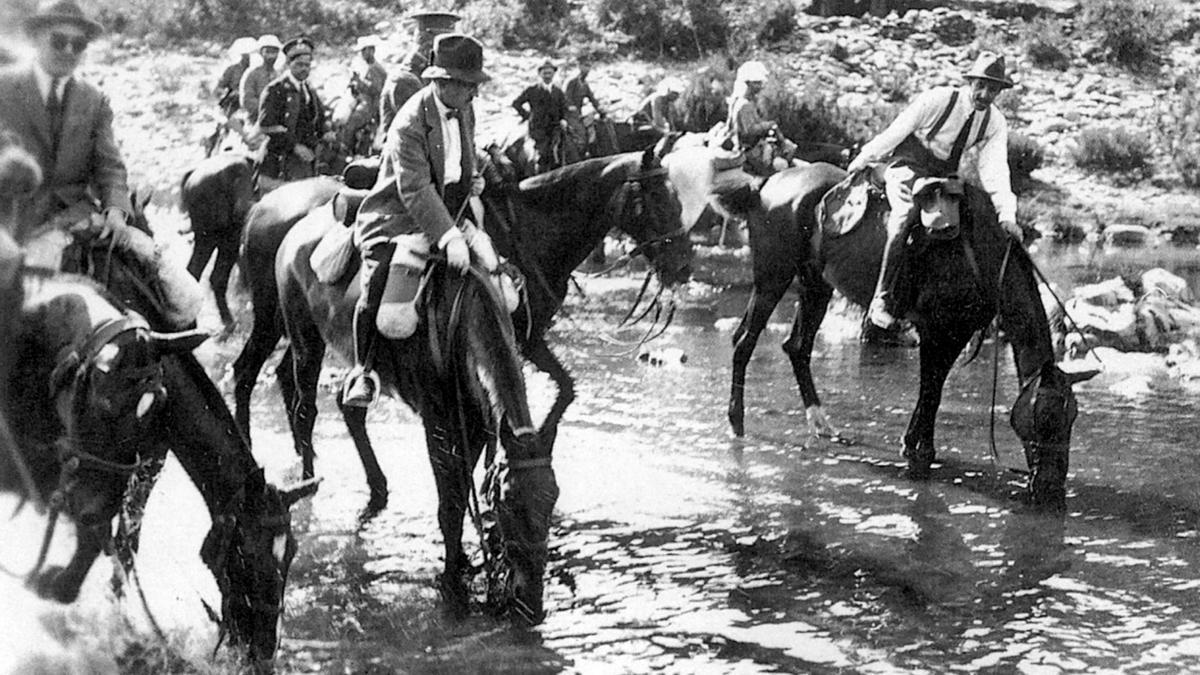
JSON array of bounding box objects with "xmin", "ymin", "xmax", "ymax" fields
[
  {"xmin": 342, "ymin": 298, "xmax": 381, "ymax": 408},
  {"xmin": 868, "ymin": 212, "xmax": 910, "ymax": 330}
]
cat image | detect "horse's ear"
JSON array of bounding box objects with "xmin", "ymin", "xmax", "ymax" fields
[
  {"xmin": 280, "ymin": 476, "xmax": 322, "ymax": 507},
  {"xmin": 1061, "ymin": 366, "xmax": 1100, "ymax": 386},
  {"xmin": 149, "ymin": 328, "xmax": 210, "ymax": 354},
  {"xmin": 640, "ymin": 145, "xmax": 658, "ymax": 172},
  {"xmin": 140, "ymin": 190, "xmax": 153, "ymax": 210}
]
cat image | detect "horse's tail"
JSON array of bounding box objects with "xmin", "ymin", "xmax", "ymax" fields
[
  {"xmin": 708, "ymin": 171, "xmax": 765, "ymax": 219},
  {"xmin": 453, "ymin": 267, "xmax": 535, "ymax": 437}
]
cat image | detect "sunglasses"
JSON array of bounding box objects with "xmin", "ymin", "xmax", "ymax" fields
[{"xmin": 50, "ymin": 32, "xmax": 89, "ymax": 54}]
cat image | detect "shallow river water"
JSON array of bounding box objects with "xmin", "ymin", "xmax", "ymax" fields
[{"xmin": 5, "ymin": 242, "xmax": 1200, "ymax": 674}]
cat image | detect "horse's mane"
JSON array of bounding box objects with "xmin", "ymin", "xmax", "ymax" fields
[{"xmin": 516, "ymin": 154, "xmax": 627, "ymax": 208}]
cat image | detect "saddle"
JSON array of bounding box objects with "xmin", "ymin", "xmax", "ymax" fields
[
  {"xmin": 816, "ymin": 166, "xmax": 886, "ymax": 238},
  {"xmin": 310, "ymin": 188, "xmax": 370, "ymax": 284}
]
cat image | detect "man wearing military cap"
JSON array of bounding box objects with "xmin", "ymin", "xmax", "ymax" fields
[
  {"xmin": 344, "ymin": 33, "xmax": 514, "ymax": 407},
  {"xmin": 846, "ymin": 51, "xmax": 1023, "ymax": 331},
  {"xmin": 512, "ymin": 60, "xmax": 568, "ymax": 173},
  {"xmin": 256, "ymin": 36, "xmax": 331, "ymax": 190}
]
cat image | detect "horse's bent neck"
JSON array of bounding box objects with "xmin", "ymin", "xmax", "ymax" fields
[{"xmin": 997, "ymin": 247, "xmax": 1056, "ymax": 385}]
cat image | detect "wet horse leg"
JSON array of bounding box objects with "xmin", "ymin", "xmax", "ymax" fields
[
  {"xmin": 208, "ymin": 232, "xmax": 241, "ymax": 328},
  {"xmin": 33, "ymin": 476, "xmax": 124, "ymax": 603},
  {"xmin": 336, "ymin": 399, "xmax": 389, "ymax": 514},
  {"xmin": 729, "ymin": 275, "xmax": 792, "ymax": 437},
  {"xmin": 525, "ymin": 336, "xmax": 573, "ymax": 451},
  {"xmin": 426, "ymin": 422, "xmax": 472, "ymax": 619},
  {"xmin": 285, "ymin": 324, "xmax": 326, "ymax": 479},
  {"xmin": 232, "ymin": 308, "xmax": 282, "ymax": 438},
  {"xmin": 902, "ymin": 328, "xmax": 972, "ymax": 478},
  {"xmin": 781, "ymin": 271, "xmax": 835, "ymax": 441}
]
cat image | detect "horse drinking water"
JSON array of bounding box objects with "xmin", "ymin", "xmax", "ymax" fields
[{"xmin": 711, "ymin": 163, "xmax": 1097, "ymax": 508}]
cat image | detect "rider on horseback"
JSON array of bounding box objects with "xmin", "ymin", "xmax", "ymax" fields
[
  {"xmin": 512, "ymin": 60, "xmax": 569, "ymax": 174},
  {"xmin": 0, "ymin": 0, "xmax": 199, "ymax": 329},
  {"xmin": 257, "ymin": 37, "xmax": 333, "ymax": 190},
  {"xmin": 728, "ymin": 60, "xmax": 798, "ymax": 175},
  {"xmin": 338, "ymin": 35, "xmax": 387, "ymax": 155},
  {"xmin": 846, "ymin": 52, "xmax": 1023, "ymax": 330},
  {"xmin": 343, "ymin": 33, "xmax": 514, "ymax": 408}
]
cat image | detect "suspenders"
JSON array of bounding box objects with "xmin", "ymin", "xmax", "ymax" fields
[{"xmin": 926, "ymin": 89, "xmax": 991, "ymax": 155}]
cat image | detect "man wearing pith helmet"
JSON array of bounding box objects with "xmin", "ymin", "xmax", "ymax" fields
[
  {"xmin": 846, "ymin": 51, "xmax": 1021, "ymax": 331},
  {"xmin": 239, "ymin": 34, "xmax": 282, "ymax": 121},
  {"xmin": 344, "ymin": 33, "xmax": 516, "ymax": 407},
  {"xmin": 256, "ymin": 36, "xmax": 329, "ymax": 189},
  {"xmin": 0, "ymin": 0, "xmax": 132, "ymax": 249}
]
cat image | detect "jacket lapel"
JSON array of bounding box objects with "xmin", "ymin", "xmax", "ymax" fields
[
  {"xmin": 22, "ymin": 70, "xmax": 54, "ymax": 157},
  {"xmin": 423, "ymin": 88, "xmax": 445, "ymax": 191}
]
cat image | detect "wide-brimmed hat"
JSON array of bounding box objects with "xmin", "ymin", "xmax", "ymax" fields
[
  {"xmin": 537, "ymin": 60, "xmax": 557, "ymax": 73},
  {"xmin": 421, "ymin": 33, "xmax": 490, "ymax": 84},
  {"xmin": 736, "ymin": 60, "xmax": 768, "ymax": 83},
  {"xmin": 355, "ymin": 35, "xmax": 380, "ymax": 51},
  {"xmin": 283, "ymin": 36, "xmax": 315, "ymax": 60},
  {"xmin": 23, "ymin": 0, "xmax": 103, "ymax": 39},
  {"xmin": 230, "ymin": 36, "xmax": 258, "ymax": 56},
  {"xmin": 963, "ymin": 51, "xmax": 1014, "ymax": 89},
  {"xmin": 258, "ymin": 34, "xmax": 283, "ymax": 51}
]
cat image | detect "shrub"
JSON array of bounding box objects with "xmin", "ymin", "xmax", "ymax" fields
[
  {"xmin": 1079, "ymin": 0, "xmax": 1181, "ymax": 71},
  {"xmin": 761, "ymin": 84, "xmax": 898, "ymax": 163},
  {"xmin": 591, "ymin": 0, "xmax": 726, "ymax": 59},
  {"xmin": 91, "ymin": 0, "xmax": 382, "ymax": 42},
  {"xmin": 1072, "ymin": 126, "xmax": 1154, "ymax": 176},
  {"xmin": 1156, "ymin": 71, "xmax": 1200, "ymax": 188},
  {"xmin": 1021, "ymin": 17, "xmax": 1071, "ymax": 70},
  {"xmin": 675, "ymin": 57, "xmax": 735, "ymax": 132}
]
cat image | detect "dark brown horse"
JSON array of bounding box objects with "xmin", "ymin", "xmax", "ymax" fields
[
  {"xmin": 181, "ymin": 152, "xmax": 256, "ymax": 328},
  {"xmin": 711, "ymin": 163, "xmax": 1097, "ymax": 508},
  {"xmin": 270, "ymin": 205, "xmax": 557, "ymax": 623},
  {"xmin": 60, "ymin": 228, "xmax": 318, "ymax": 668},
  {"xmin": 481, "ymin": 144, "xmax": 693, "ymax": 449}
]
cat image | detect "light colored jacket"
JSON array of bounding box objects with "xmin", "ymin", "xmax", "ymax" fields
[
  {"xmin": 355, "ymin": 85, "xmax": 477, "ymax": 251},
  {"xmin": 239, "ymin": 63, "xmax": 277, "ymax": 121}
]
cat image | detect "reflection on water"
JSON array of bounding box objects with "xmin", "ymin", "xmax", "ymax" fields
[{"xmin": 261, "ymin": 262, "xmax": 1200, "ymax": 672}]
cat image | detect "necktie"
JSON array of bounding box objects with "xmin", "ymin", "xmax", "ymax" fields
[
  {"xmin": 47, "ymin": 77, "xmax": 63, "ymax": 152},
  {"xmin": 945, "ymin": 109, "xmax": 977, "ymax": 172},
  {"xmin": 301, "ymin": 82, "xmax": 311, "ymax": 106}
]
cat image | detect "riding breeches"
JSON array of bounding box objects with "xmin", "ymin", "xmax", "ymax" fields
[{"xmin": 873, "ymin": 164, "xmax": 921, "ymax": 306}]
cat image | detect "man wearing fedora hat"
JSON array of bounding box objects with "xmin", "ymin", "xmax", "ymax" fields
[
  {"xmin": 846, "ymin": 51, "xmax": 1022, "ymax": 331},
  {"xmin": 0, "ymin": 1, "xmax": 201, "ymax": 328},
  {"xmin": 0, "ymin": 0, "xmax": 131, "ymax": 249},
  {"xmin": 239, "ymin": 34, "xmax": 282, "ymax": 122},
  {"xmin": 339, "ymin": 36, "xmax": 388, "ymax": 154},
  {"xmin": 257, "ymin": 36, "xmax": 330, "ymax": 189},
  {"xmin": 512, "ymin": 60, "xmax": 569, "ymax": 173},
  {"xmin": 344, "ymin": 33, "xmax": 513, "ymax": 407}
]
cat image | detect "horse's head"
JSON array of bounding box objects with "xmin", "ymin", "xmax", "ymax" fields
[
  {"xmin": 486, "ymin": 430, "xmax": 559, "ymax": 624},
  {"xmin": 202, "ymin": 471, "xmax": 319, "ymax": 668},
  {"xmin": 1010, "ymin": 362, "xmax": 1099, "ymax": 508},
  {"xmin": 612, "ymin": 146, "xmax": 693, "ymax": 286}
]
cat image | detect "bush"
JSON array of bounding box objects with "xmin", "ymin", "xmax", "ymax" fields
[
  {"xmin": 592, "ymin": 0, "xmax": 727, "ymax": 59},
  {"xmin": 1156, "ymin": 71, "xmax": 1200, "ymax": 188},
  {"xmin": 675, "ymin": 57, "xmax": 735, "ymax": 132},
  {"xmin": 1008, "ymin": 132, "xmax": 1044, "ymax": 188},
  {"xmin": 761, "ymin": 84, "xmax": 898, "ymax": 163},
  {"xmin": 1072, "ymin": 126, "xmax": 1154, "ymax": 176},
  {"xmin": 1021, "ymin": 17, "xmax": 1071, "ymax": 70},
  {"xmin": 1079, "ymin": 0, "xmax": 1181, "ymax": 71},
  {"xmin": 91, "ymin": 0, "xmax": 382, "ymax": 42}
]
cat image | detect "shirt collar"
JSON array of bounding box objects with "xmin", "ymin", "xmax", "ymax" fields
[
  {"xmin": 285, "ymin": 71, "xmax": 308, "ymax": 90},
  {"xmin": 32, "ymin": 63, "xmax": 71, "ymax": 102},
  {"xmin": 432, "ymin": 88, "xmax": 454, "ymax": 119}
]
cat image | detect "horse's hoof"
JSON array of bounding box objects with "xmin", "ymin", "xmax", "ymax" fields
[
  {"xmin": 436, "ymin": 574, "xmax": 470, "ymax": 621},
  {"xmin": 31, "ymin": 566, "xmax": 79, "ymax": 603},
  {"xmin": 900, "ymin": 464, "xmax": 932, "ymax": 481}
]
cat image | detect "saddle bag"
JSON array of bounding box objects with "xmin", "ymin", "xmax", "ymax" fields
[
  {"xmin": 912, "ymin": 177, "xmax": 964, "ymax": 239},
  {"xmin": 310, "ymin": 207, "xmax": 355, "ymax": 284},
  {"xmin": 816, "ymin": 167, "xmax": 884, "ymax": 238}
]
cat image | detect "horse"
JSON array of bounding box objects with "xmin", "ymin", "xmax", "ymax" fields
[
  {"xmin": 181, "ymin": 152, "xmax": 256, "ymax": 328},
  {"xmin": 234, "ymin": 145, "xmax": 692, "ymax": 458},
  {"xmin": 480, "ymin": 143, "xmax": 693, "ymax": 450},
  {"xmin": 271, "ymin": 207, "xmax": 557, "ymax": 623},
  {"xmin": 60, "ymin": 222, "xmax": 319, "ymax": 667},
  {"xmin": 710, "ymin": 163, "xmax": 1098, "ymax": 508}
]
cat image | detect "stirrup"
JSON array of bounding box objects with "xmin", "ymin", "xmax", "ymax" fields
[
  {"xmin": 867, "ymin": 297, "xmax": 897, "ymax": 330},
  {"xmin": 342, "ymin": 369, "xmax": 380, "ymax": 408}
]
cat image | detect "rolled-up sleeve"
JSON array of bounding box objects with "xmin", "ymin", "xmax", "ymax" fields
[{"xmin": 976, "ymin": 114, "xmax": 1016, "ymax": 223}]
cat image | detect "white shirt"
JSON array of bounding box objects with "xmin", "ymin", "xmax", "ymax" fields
[
  {"xmin": 855, "ymin": 86, "xmax": 1016, "ymax": 223},
  {"xmin": 32, "ymin": 64, "xmax": 70, "ymax": 104},
  {"xmin": 432, "ymin": 90, "xmax": 463, "ymax": 186}
]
